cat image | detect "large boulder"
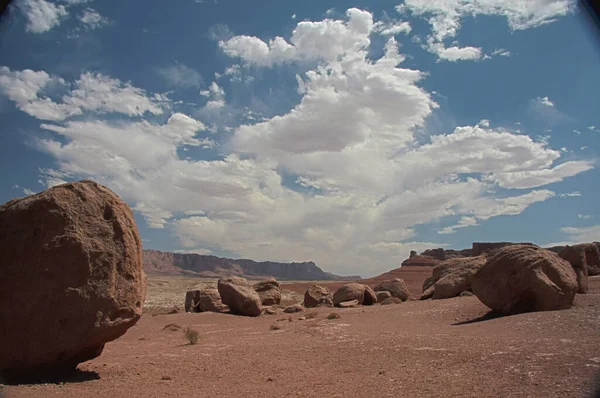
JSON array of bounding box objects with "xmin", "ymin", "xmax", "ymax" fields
[
  {"xmin": 363, "ymin": 285, "xmax": 377, "ymax": 305},
  {"xmin": 303, "ymin": 285, "xmax": 333, "ymax": 308},
  {"xmin": 472, "ymin": 245, "xmax": 577, "ymax": 314},
  {"xmin": 217, "ymin": 276, "xmax": 262, "ymax": 316},
  {"xmin": 333, "ymin": 283, "xmax": 364, "ymax": 305},
  {"xmin": 558, "ymin": 246, "xmax": 589, "ymax": 293},
  {"xmin": 559, "ymin": 243, "xmax": 600, "ymax": 277},
  {"xmin": 373, "ymin": 279, "xmax": 410, "ymax": 301},
  {"xmin": 420, "ymin": 257, "xmax": 486, "ymax": 300},
  {"xmin": 253, "ymin": 278, "xmax": 281, "ymax": 306},
  {"xmin": 0, "ymin": 180, "xmax": 146, "ymax": 374},
  {"xmin": 185, "ymin": 289, "xmax": 227, "ymax": 312}
]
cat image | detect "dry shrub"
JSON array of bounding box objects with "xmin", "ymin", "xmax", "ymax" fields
[
  {"xmin": 381, "ymin": 297, "xmax": 403, "ymax": 305},
  {"xmin": 183, "ymin": 326, "xmax": 199, "ymax": 345},
  {"xmin": 327, "ymin": 312, "xmax": 341, "ymax": 320}
]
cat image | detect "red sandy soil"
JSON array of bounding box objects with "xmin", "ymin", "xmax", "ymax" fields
[{"xmin": 3, "ymin": 277, "xmax": 600, "ymax": 398}]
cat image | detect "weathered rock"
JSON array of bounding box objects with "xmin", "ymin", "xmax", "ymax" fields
[
  {"xmin": 422, "ymin": 248, "xmax": 447, "ymax": 261},
  {"xmin": 333, "ymin": 283, "xmax": 366, "ymax": 306},
  {"xmin": 185, "ymin": 289, "xmax": 226, "ymax": 312},
  {"xmin": 401, "ymin": 255, "xmax": 442, "ymax": 267},
  {"xmin": 0, "ymin": 180, "xmax": 146, "ymax": 373},
  {"xmin": 303, "ymin": 285, "xmax": 333, "ymax": 308},
  {"xmin": 381, "ymin": 297, "xmax": 403, "ymax": 305},
  {"xmin": 472, "ymin": 245, "xmax": 577, "ymax": 314},
  {"xmin": 283, "ymin": 304, "xmax": 304, "ymax": 313},
  {"xmin": 363, "ymin": 285, "xmax": 377, "ymax": 305},
  {"xmin": 429, "ymin": 257, "xmax": 486, "ymax": 300},
  {"xmin": 558, "ymin": 242, "xmax": 600, "ymax": 277},
  {"xmin": 558, "ymin": 245, "xmax": 589, "ymax": 293},
  {"xmin": 338, "ymin": 299, "xmax": 359, "ymax": 308},
  {"xmin": 409, "ymin": 250, "xmax": 417, "ymax": 258},
  {"xmin": 217, "ymin": 276, "xmax": 262, "ymax": 316},
  {"xmin": 459, "ymin": 291, "xmax": 474, "ymax": 297},
  {"xmin": 373, "ymin": 279, "xmax": 410, "ymax": 301},
  {"xmin": 375, "ymin": 291, "xmax": 392, "ymax": 302},
  {"xmin": 253, "ymin": 278, "xmax": 281, "ymax": 306},
  {"xmin": 262, "ymin": 307, "xmax": 277, "ymax": 315}
]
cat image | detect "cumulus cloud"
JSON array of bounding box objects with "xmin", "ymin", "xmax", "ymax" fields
[
  {"xmin": 373, "ymin": 20, "xmax": 412, "ymax": 36},
  {"xmin": 0, "ymin": 67, "xmax": 166, "ymax": 120},
  {"xmin": 220, "ymin": 8, "xmax": 374, "ymax": 67},
  {"xmin": 18, "ymin": 0, "xmax": 68, "ymax": 33},
  {"xmin": 157, "ymin": 64, "xmax": 204, "ymax": 88},
  {"xmin": 4, "ymin": 8, "xmax": 594, "ymax": 276}
]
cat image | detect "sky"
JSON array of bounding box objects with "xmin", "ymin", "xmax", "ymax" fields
[{"xmin": 0, "ymin": 0, "xmax": 599, "ymax": 277}]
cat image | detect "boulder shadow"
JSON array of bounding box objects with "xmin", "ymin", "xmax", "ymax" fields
[
  {"xmin": 0, "ymin": 368, "xmax": 100, "ymax": 386},
  {"xmin": 452, "ymin": 310, "xmax": 503, "ymax": 325}
]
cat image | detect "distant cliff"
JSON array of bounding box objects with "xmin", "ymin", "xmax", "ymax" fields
[
  {"xmin": 142, "ymin": 249, "xmax": 361, "ymax": 281},
  {"xmin": 401, "ymin": 242, "xmax": 535, "ymax": 267}
]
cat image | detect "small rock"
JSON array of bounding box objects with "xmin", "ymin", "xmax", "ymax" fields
[
  {"xmin": 283, "ymin": 304, "xmax": 304, "ymax": 313},
  {"xmin": 298, "ymin": 316, "xmax": 306, "ymax": 321},
  {"xmin": 338, "ymin": 299, "xmax": 359, "ymax": 308},
  {"xmin": 267, "ymin": 377, "xmax": 274, "ymax": 382},
  {"xmin": 262, "ymin": 307, "xmax": 277, "ymax": 315},
  {"xmin": 460, "ymin": 290, "xmax": 474, "ymax": 297},
  {"xmin": 161, "ymin": 376, "xmax": 172, "ymax": 381}
]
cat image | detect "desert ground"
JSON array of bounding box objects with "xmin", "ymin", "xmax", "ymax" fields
[{"xmin": 3, "ymin": 270, "xmax": 600, "ymax": 398}]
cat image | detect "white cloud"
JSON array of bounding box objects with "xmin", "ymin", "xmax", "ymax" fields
[
  {"xmin": 78, "ymin": 8, "xmax": 110, "ymax": 30},
  {"xmin": 492, "ymin": 48, "xmax": 511, "ymax": 57},
  {"xmin": 589, "ymin": 125, "xmax": 600, "ymax": 133},
  {"xmin": 559, "ymin": 191, "xmax": 581, "ymax": 198},
  {"xmin": 157, "ymin": 64, "xmax": 203, "ymax": 88},
  {"xmin": 555, "ymin": 225, "xmax": 600, "ymax": 245},
  {"xmin": 402, "ymin": 0, "xmax": 574, "ymax": 61},
  {"xmin": 8, "ymin": 8, "xmax": 593, "ymax": 277},
  {"xmin": 292, "ymin": 14, "xmax": 296, "ymax": 20},
  {"xmin": 173, "ymin": 248, "xmax": 214, "ymax": 255},
  {"xmin": 0, "ymin": 67, "xmax": 165, "ymax": 120},
  {"xmin": 19, "ymin": 0, "xmax": 68, "ymax": 33},
  {"xmin": 578, "ymin": 214, "xmax": 594, "ymax": 220},
  {"xmin": 220, "ymin": 8, "xmax": 374, "ymax": 67},
  {"xmin": 478, "ymin": 119, "xmax": 490, "ymax": 127},
  {"xmin": 427, "ymin": 41, "xmax": 483, "ymax": 62},
  {"xmin": 536, "ymin": 96, "xmax": 554, "ymax": 107},
  {"xmin": 438, "ymin": 216, "xmax": 479, "ymax": 234},
  {"xmin": 373, "ymin": 20, "xmax": 412, "ymax": 36}
]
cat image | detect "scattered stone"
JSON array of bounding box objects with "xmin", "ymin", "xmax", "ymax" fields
[
  {"xmin": 472, "ymin": 245, "xmax": 577, "ymax": 314},
  {"xmin": 338, "ymin": 299, "xmax": 359, "ymax": 308},
  {"xmin": 161, "ymin": 376, "xmax": 172, "ymax": 381},
  {"xmin": 0, "ymin": 180, "xmax": 146, "ymax": 374},
  {"xmin": 375, "ymin": 291, "xmax": 392, "ymax": 302},
  {"xmin": 303, "ymin": 285, "xmax": 334, "ymax": 308},
  {"xmin": 267, "ymin": 377, "xmax": 274, "ymax": 382},
  {"xmin": 558, "ymin": 245, "xmax": 592, "ymax": 293},
  {"xmin": 373, "ymin": 279, "xmax": 410, "ymax": 301},
  {"xmin": 327, "ymin": 312, "xmax": 341, "ymax": 319},
  {"xmin": 262, "ymin": 307, "xmax": 277, "ymax": 315},
  {"xmin": 253, "ymin": 278, "xmax": 282, "ymax": 306},
  {"xmin": 298, "ymin": 316, "xmax": 306, "ymax": 321},
  {"xmin": 163, "ymin": 323, "xmax": 182, "ymax": 332},
  {"xmin": 217, "ymin": 276, "xmax": 262, "ymax": 317},
  {"xmin": 270, "ymin": 324, "xmax": 282, "ymax": 331},
  {"xmin": 459, "ymin": 291, "xmax": 474, "ymax": 297},
  {"xmin": 283, "ymin": 304, "xmax": 304, "ymax": 313},
  {"xmin": 381, "ymin": 297, "xmax": 403, "ymax": 305}
]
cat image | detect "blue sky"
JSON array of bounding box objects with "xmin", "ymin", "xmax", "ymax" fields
[{"xmin": 0, "ymin": 0, "xmax": 599, "ymax": 277}]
